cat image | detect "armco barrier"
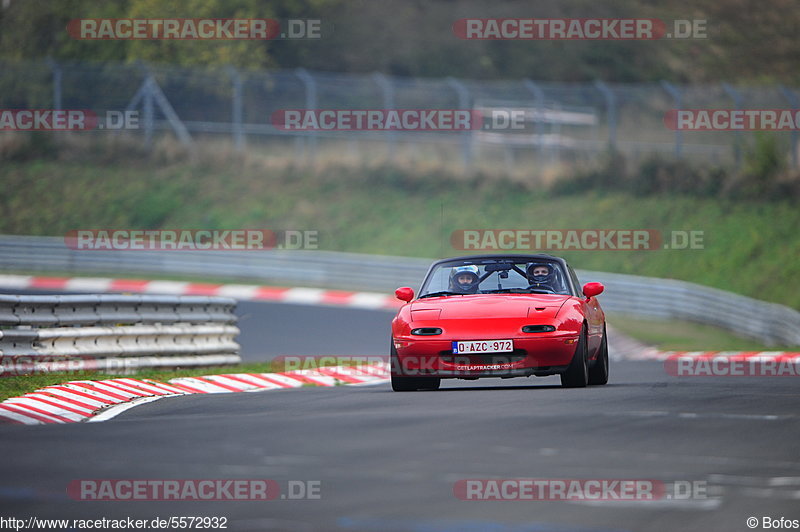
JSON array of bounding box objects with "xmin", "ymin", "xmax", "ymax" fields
[
  {"xmin": 0, "ymin": 294, "xmax": 240, "ymax": 376},
  {"xmin": 0, "ymin": 235, "xmax": 798, "ymax": 346}
]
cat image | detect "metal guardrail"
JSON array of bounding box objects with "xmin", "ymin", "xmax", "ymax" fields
[
  {"xmin": 0, "ymin": 293, "xmax": 240, "ymax": 376},
  {"xmin": 1, "ymin": 235, "xmax": 799, "ymax": 346},
  {"xmin": 573, "ymin": 271, "xmax": 800, "ymax": 346}
]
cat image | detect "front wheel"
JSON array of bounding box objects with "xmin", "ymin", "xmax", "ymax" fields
[
  {"xmin": 588, "ymin": 325, "xmax": 609, "ymax": 385},
  {"xmin": 560, "ymin": 326, "xmax": 588, "ymax": 388},
  {"xmin": 390, "ymin": 340, "xmax": 441, "ymax": 392},
  {"xmin": 391, "ymin": 375, "xmax": 441, "ymax": 392}
]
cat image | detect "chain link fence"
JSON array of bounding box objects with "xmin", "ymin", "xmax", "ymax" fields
[{"xmin": 2, "ymin": 59, "xmax": 799, "ymax": 171}]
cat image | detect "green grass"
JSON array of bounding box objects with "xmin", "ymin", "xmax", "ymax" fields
[
  {"xmin": 1, "ymin": 156, "xmax": 799, "ymax": 309},
  {"xmin": 608, "ymin": 314, "xmax": 800, "ymax": 352}
]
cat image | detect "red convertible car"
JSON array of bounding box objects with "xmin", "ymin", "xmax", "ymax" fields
[{"xmin": 390, "ymin": 254, "xmax": 608, "ymax": 391}]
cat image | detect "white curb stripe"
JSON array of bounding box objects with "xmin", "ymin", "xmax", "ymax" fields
[
  {"xmin": 201, "ymin": 375, "xmax": 259, "ymax": 391},
  {"xmin": 37, "ymin": 388, "xmax": 109, "ymax": 409},
  {"xmin": 24, "ymin": 393, "xmax": 95, "ymax": 414},
  {"xmin": 167, "ymin": 377, "xmax": 236, "ymax": 394},
  {"xmin": 0, "ymin": 407, "xmax": 41, "ymax": 425},
  {"xmin": 0, "ymin": 274, "xmax": 34, "ymax": 289},
  {"xmin": 0, "ymin": 403, "xmax": 66, "ymax": 423},
  {"xmin": 112, "ymin": 378, "xmax": 177, "ymax": 395},
  {"xmin": 143, "ymin": 281, "xmax": 190, "ymax": 294},
  {"xmin": 65, "ymin": 277, "xmax": 113, "ymax": 292},
  {"xmin": 283, "ymin": 287, "xmax": 327, "ymax": 305},
  {"xmin": 4, "ymin": 398, "xmax": 86, "ymax": 422},
  {"xmin": 290, "ymin": 370, "xmax": 339, "ymax": 386},
  {"xmin": 216, "ymin": 284, "xmax": 260, "ymax": 299}
]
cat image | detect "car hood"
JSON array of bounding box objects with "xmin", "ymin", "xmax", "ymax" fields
[{"xmin": 409, "ymin": 294, "xmax": 569, "ymax": 320}]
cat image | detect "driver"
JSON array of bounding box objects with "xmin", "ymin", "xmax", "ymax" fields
[
  {"xmin": 448, "ymin": 265, "xmax": 480, "ymax": 294},
  {"xmin": 526, "ymin": 263, "xmax": 556, "ymax": 291}
]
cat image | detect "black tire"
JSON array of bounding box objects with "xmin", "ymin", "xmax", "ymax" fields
[
  {"xmin": 391, "ymin": 375, "xmax": 441, "ymax": 392},
  {"xmin": 390, "ymin": 340, "xmax": 441, "ymax": 392},
  {"xmin": 560, "ymin": 325, "xmax": 588, "ymax": 388},
  {"xmin": 588, "ymin": 325, "xmax": 609, "ymax": 386}
]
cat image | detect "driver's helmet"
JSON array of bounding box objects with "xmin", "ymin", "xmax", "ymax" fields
[
  {"xmin": 449, "ymin": 265, "xmax": 480, "ymax": 293},
  {"xmin": 526, "ymin": 263, "xmax": 555, "ymax": 287}
]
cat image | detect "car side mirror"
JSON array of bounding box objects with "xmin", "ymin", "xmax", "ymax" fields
[
  {"xmin": 395, "ymin": 287, "xmax": 415, "ymax": 302},
  {"xmin": 582, "ymin": 282, "xmax": 604, "ymax": 299}
]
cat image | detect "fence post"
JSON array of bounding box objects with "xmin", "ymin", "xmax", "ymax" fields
[
  {"xmin": 295, "ymin": 68, "xmax": 318, "ymax": 163},
  {"xmin": 523, "ymin": 79, "xmax": 546, "ymax": 161},
  {"xmin": 660, "ymin": 81, "xmax": 683, "ymax": 158},
  {"xmin": 779, "ymin": 85, "xmax": 799, "ymax": 169},
  {"xmin": 721, "ymin": 83, "xmax": 743, "ymax": 168},
  {"xmin": 593, "ymin": 80, "xmax": 617, "ymax": 151},
  {"xmin": 131, "ymin": 62, "xmax": 155, "ymax": 148},
  {"xmin": 373, "ymin": 72, "xmax": 396, "ymax": 162},
  {"xmin": 45, "ymin": 58, "xmax": 62, "ymax": 111},
  {"xmin": 446, "ymin": 77, "xmax": 472, "ymax": 169},
  {"xmin": 227, "ymin": 67, "xmax": 245, "ymax": 151},
  {"xmin": 142, "ymin": 77, "xmax": 155, "ymax": 148}
]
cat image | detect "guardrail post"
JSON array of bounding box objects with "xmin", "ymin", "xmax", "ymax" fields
[
  {"xmin": 446, "ymin": 77, "xmax": 472, "ymax": 169},
  {"xmin": 373, "ymin": 72, "xmax": 396, "ymax": 162},
  {"xmin": 660, "ymin": 81, "xmax": 683, "ymax": 158},
  {"xmin": 228, "ymin": 67, "xmax": 245, "ymax": 151},
  {"xmin": 593, "ymin": 80, "xmax": 617, "ymax": 151},
  {"xmin": 295, "ymin": 68, "xmax": 318, "ymax": 163},
  {"xmin": 779, "ymin": 85, "xmax": 799, "ymax": 168},
  {"xmin": 721, "ymin": 83, "xmax": 743, "ymax": 168}
]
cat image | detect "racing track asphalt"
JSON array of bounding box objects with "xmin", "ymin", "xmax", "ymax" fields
[{"xmin": 1, "ymin": 295, "xmax": 799, "ymax": 532}]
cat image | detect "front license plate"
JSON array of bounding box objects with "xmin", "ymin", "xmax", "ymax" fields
[{"xmin": 452, "ymin": 339, "xmax": 514, "ymax": 354}]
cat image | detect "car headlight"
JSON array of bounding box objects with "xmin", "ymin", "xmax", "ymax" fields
[
  {"xmin": 411, "ymin": 327, "xmax": 443, "ymax": 335},
  {"xmin": 522, "ymin": 325, "xmax": 556, "ymax": 333}
]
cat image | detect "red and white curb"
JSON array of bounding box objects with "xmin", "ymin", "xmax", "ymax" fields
[
  {"xmin": 622, "ymin": 350, "xmax": 800, "ymax": 362},
  {"xmin": 605, "ymin": 326, "xmax": 800, "ymax": 365},
  {"xmin": 0, "ymin": 363, "xmax": 390, "ymax": 426},
  {"xmin": 0, "ymin": 274, "xmax": 402, "ymax": 310}
]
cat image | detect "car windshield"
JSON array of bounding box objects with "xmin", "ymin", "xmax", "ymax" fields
[{"xmin": 418, "ymin": 258, "xmax": 571, "ymax": 298}]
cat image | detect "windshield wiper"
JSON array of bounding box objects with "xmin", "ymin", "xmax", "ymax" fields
[
  {"xmin": 483, "ymin": 288, "xmax": 531, "ymax": 294},
  {"xmin": 485, "ymin": 288, "xmax": 554, "ymax": 294},
  {"xmin": 419, "ymin": 291, "xmax": 463, "ymax": 299}
]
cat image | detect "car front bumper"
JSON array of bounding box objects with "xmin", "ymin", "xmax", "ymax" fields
[{"xmin": 392, "ymin": 334, "xmax": 580, "ymax": 378}]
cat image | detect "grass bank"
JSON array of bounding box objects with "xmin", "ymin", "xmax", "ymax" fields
[{"xmin": 2, "ymin": 151, "xmax": 797, "ymax": 309}]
